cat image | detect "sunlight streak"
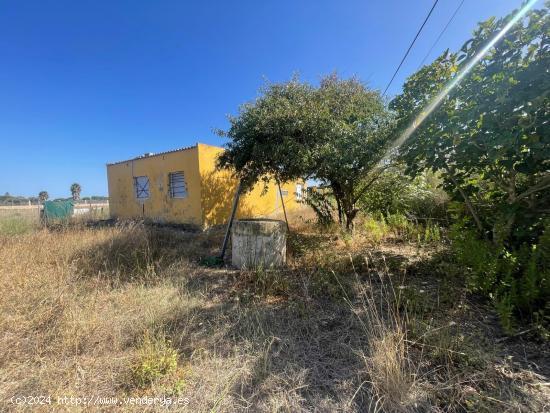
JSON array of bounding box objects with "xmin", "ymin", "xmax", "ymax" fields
[{"xmin": 385, "ymin": 0, "xmax": 541, "ymax": 159}]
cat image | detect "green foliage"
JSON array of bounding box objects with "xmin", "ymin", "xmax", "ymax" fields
[
  {"xmin": 391, "ymin": 4, "xmax": 550, "ymax": 245},
  {"xmin": 451, "ymin": 221, "xmax": 550, "ymax": 335},
  {"xmin": 422, "ymin": 222, "xmax": 442, "ymax": 244},
  {"xmin": 70, "ymin": 183, "xmax": 81, "ymax": 201},
  {"xmin": 38, "ymin": 191, "xmax": 49, "ymax": 202},
  {"xmin": 218, "ymin": 74, "xmax": 395, "ymax": 230},
  {"xmin": 358, "ymin": 169, "xmax": 411, "ymax": 216},
  {"xmin": 132, "ymin": 332, "xmax": 179, "ymax": 388},
  {"xmin": 363, "ymin": 215, "xmax": 389, "ymax": 244},
  {"xmin": 303, "ymin": 188, "xmax": 335, "ymax": 227},
  {"xmin": 362, "ymin": 212, "xmax": 443, "ymax": 246},
  {"xmin": 391, "ymin": 2, "xmax": 550, "ymax": 332},
  {"xmin": 449, "ymin": 222, "xmax": 500, "ymax": 294},
  {"xmin": 359, "ymin": 168, "xmax": 447, "ymax": 220}
]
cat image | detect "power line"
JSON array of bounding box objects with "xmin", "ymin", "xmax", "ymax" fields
[
  {"xmin": 417, "ymin": 0, "xmax": 465, "ymax": 69},
  {"xmin": 382, "ymin": 0, "xmax": 440, "ymax": 97}
]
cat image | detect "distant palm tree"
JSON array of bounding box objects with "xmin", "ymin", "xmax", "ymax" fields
[
  {"xmin": 70, "ymin": 183, "xmax": 81, "ymax": 201},
  {"xmin": 38, "ymin": 191, "xmax": 49, "ymax": 202}
]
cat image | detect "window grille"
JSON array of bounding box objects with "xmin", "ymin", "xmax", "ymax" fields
[{"xmin": 169, "ymin": 171, "xmax": 188, "ymax": 198}]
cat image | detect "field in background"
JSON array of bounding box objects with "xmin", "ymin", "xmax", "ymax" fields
[
  {"xmin": 0, "ymin": 211, "xmax": 548, "ymax": 412},
  {"xmin": 0, "ymin": 204, "xmax": 109, "ymax": 235}
]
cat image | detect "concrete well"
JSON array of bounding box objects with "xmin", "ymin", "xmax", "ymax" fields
[{"xmin": 231, "ymin": 219, "xmax": 287, "ymax": 269}]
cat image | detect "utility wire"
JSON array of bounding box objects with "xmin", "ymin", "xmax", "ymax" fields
[
  {"xmin": 417, "ymin": 0, "xmax": 465, "ymax": 69},
  {"xmin": 382, "ymin": 0, "xmax": 440, "ymax": 97}
]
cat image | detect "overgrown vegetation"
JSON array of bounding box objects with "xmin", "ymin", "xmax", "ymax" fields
[
  {"xmin": 450, "ymin": 220, "xmax": 550, "ymax": 337},
  {"xmin": 390, "ymin": 2, "xmax": 550, "ymax": 334},
  {"xmin": 1, "ymin": 209, "xmax": 549, "ymax": 412},
  {"xmin": 217, "ymin": 2, "xmax": 549, "ymax": 335},
  {"xmin": 358, "ymin": 167, "xmax": 448, "ymax": 222},
  {"xmin": 0, "ymin": 212, "xmax": 38, "ymax": 235}
]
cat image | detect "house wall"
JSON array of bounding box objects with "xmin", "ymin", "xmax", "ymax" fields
[
  {"xmin": 107, "ymin": 146, "xmax": 203, "ymax": 225},
  {"xmin": 106, "ymin": 143, "xmax": 306, "ymax": 228},
  {"xmin": 196, "ymin": 143, "xmax": 306, "ymax": 227}
]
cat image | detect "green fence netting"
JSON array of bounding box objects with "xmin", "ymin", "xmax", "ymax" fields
[{"xmin": 42, "ymin": 200, "xmax": 74, "ymax": 221}]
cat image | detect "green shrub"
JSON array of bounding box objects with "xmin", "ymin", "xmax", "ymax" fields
[
  {"xmin": 422, "ymin": 222, "xmax": 441, "ymax": 244},
  {"xmin": 449, "ymin": 223, "xmax": 500, "ymax": 294},
  {"xmin": 450, "ymin": 221, "xmax": 550, "ymax": 335},
  {"xmin": 363, "ymin": 215, "xmax": 389, "ymax": 243},
  {"xmin": 132, "ymin": 332, "xmax": 179, "ymax": 387},
  {"xmin": 304, "ymin": 189, "xmax": 335, "ymax": 227},
  {"xmin": 358, "ymin": 168, "xmax": 448, "ymax": 221},
  {"xmin": 386, "ymin": 213, "xmax": 411, "ymax": 236},
  {"xmin": 362, "ymin": 213, "xmax": 443, "ymax": 246},
  {"xmin": 383, "ymin": 212, "xmax": 441, "ymax": 245}
]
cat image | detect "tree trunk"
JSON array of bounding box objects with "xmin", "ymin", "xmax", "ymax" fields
[
  {"xmin": 341, "ymin": 195, "xmax": 359, "ymax": 232},
  {"xmin": 332, "ymin": 183, "xmax": 344, "ymax": 225},
  {"xmin": 344, "ymin": 208, "xmax": 358, "ymax": 232},
  {"xmin": 336, "ymin": 198, "xmax": 343, "ymax": 225},
  {"xmin": 446, "ymin": 168, "xmax": 486, "ymax": 238},
  {"xmin": 493, "ymin": 171, "xmax": 517, "ymax": 246}
]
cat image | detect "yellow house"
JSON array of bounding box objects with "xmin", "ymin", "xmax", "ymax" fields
[{"xmin": 106, "ymin": 143, "xmax": 305, "ymax": 228}]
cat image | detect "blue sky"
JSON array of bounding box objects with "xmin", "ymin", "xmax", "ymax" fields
[{"xmin": 0, "ymin": 0, "xmax": 536, "ymax": 197}]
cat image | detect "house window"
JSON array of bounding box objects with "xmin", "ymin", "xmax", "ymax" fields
[
  {"xmin": 169, "ymin": 171, "xmax": 188, "ymax": 198},
  {"xmin": 295, "ymin": 184, "xmax": 303, "ymax": 201},
  {"xmin": 134, "ymin": 176, "xmax": 150, "ymax": 199}
]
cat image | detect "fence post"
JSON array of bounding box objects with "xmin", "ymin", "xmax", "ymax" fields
[
  {"xmin": 219, "ymin": 181, "xmax": 242, "ymax": 261},
  {"xmin": 277, "ymin": 181, "xmax": 290, "ymax": 233}
]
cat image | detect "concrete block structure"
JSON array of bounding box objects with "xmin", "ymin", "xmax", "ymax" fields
[
  {"xmin": 231, "ymin": 219, "xmax": 287, "ymax": 269},
  {"xmin": 106, "ymin": 143, "xmax": 305, "ymax": 228}
]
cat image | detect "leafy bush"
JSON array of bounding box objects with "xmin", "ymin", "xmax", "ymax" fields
[
  {"xmin": 450, "ymin": 221, "xmax": 550, "ymax": 336},
  {"xmin": 390, "ymin": 3, "xmax": 550, "ymax": 336},
  {"xmin": 362, "ymin": 212, "xmax": 443, "ymax": 246},
  {"xmin": 303, "ymin": 189, "xmax": 336, "ymax": 228},
  {"xmin": 363, "ymin": 215, "xmax": 389, "ymax": 244},
  {"xmin": 358, "ymin": 168, "xmax": 448, "ymax": 222}
]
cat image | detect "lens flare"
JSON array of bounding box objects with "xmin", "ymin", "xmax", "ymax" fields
[{"xmin": 385, "ymin": 0, "xmax": 541, "ymax": 159}]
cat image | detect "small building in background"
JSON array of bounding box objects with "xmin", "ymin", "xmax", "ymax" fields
[{"xmin": 106, "ymin": 143, "xmax": 305, "ymax": 228}]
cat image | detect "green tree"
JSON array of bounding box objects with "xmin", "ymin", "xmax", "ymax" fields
[
  {"xmin": 358, "ymin": 167, "xmax": 448, "ymax": 221},
  {"xmin": 390, "ymin": 3, "xmax": 550, "ymax": 246},
  {"xmin": 38, "ymin": 191, "xmax": 49, "ymax": 202},
  {"xmin": 70, "ymin": 183, "xmax": 82, "ymax": 201},
  {"xmin": 390, "ymin": 3, "xmax": 550, "ymax": 331},
  {"xmin": 218, "ymin": 74, "xmax": 395, "ymax": 230}
]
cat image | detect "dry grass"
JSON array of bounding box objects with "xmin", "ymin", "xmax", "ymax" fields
[
  {"xmin": 350, "ymin": 273, "xmax": 424, "ymax": 412},
  {"xmin": 0, "ymin": 213, "xmax": 549, "ymax": 412}
]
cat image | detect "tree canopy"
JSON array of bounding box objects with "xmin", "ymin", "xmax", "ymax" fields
[
  {"xmin": 390, "ymin": 2, "xmax": 550, "ymax": 331},
  {"xmin": 390, "ymin": 3, "xmax": 549, "ymax": 245},
  {"xmin": 70, "ymin": 183, "xmax": 82, "ymax": 201},
  {"xmin": 218, "ymin": 74, "xmax": 395, "ymax": 229},
  {"xmin": 38, "ymin": 191, "xmax": 49, "ymax": 202}
]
